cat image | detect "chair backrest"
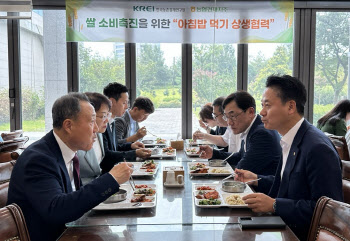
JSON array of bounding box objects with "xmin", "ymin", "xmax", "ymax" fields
[
  {"xmin": 342, "ymin": 160, "xmax": 350, "ymax": 204},
  {"xmin": 0, "ymin": 160, "xmax": 16, "ymax": 184},
  {"xmin": 0, "ymin": 182, "xmax": 9, "ymax": 208},
  {"xmin": 326, "ymin": 134, "xmax": 350, "ymax": 161},
  {"xmin": 1, "ymin": 130, "xmax": 23, "ymax": 141},
  {"xmin": 0, "ymin": 203, "xmax": 30, "ymax": 241},
  {"xmin": 308, "ymin": 197, "xmax": 350, "ymax": 241}
]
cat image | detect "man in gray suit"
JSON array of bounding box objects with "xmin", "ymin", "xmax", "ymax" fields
[
  {"xmin": 115, "ymin": 97, "xmax": 154, "ymax": 144},
  {"xmin": 77, "ymin": 92, "xmax": 111, "ymax": 184}
]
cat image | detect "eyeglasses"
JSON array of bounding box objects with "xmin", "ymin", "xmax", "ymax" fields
[
  {"xmin": 96, "ymin": 112, "xmax": 112, "ymax": 121},
  {"xmin": 211, "ymin": 112, "xmax": 223, "ymax": 120},
  {"xmin": 223, "ymin": 110, "xmax": 245, "ymax": 122}
]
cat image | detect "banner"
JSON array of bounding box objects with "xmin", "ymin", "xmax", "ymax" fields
[{"xmin": 66, "ymin": 1, "xmax": 293, "ymax": 43}]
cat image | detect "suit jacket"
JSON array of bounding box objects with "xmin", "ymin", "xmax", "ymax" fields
[
  {"xmin": 212, "ymin": 115, "xmax": 281, "ymax": 176},
  {"xmin": 258, "ymin": 120, "xmax": 343, "ymax": 241},
  {"xmin": 101, "ymin": 122, "xmax": 136, "ymax": 174},
  {"xmin": 77, "ymin": 133, "xmax": 105, "ymax": 185},
  {"xmin": 6, "ymin": 130, "xmax": 119, "ymax": 241},
  {"xmin": 115, "ymin": 110, "xmax": 140, "ymax": 144}
]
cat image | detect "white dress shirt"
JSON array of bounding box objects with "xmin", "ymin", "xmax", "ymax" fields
[
  {"xmin": 126, "ymin": 109, "xmax": 137, "ymax": 136},
  {"xmin": 280, "ymin": 118, "xmax": 304, "ymax": 178},
  {"xmin": 53, "ymin": 131, "xmax": 77, "ymax": 191},
  {"xmin": 240, "ymin": 115, "xmax": 258, "ymax": 152},
  {"xmin": 92, "ymin": 138, "xmax": 103, "ymax": 166},
  {"xmin": 221, "ymin": 126, "xmax": 241, "ymax": 153}
]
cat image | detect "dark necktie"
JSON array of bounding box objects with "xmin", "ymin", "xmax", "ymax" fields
[
  {"xmin": 72, "ymin": 154, "xmax": 80, "ymax": 191},
  {"xmin": 241, "ymin": 139, "xmax": 245, "ymax": 152},
  {"xmin": 111, "ymin": 122, "xmax": 116, "ymax": 150}
]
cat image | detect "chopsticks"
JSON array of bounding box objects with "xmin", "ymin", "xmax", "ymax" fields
[
  {"xmin": 124, "ymin": 158, "xmax": 135, "ymax": 191},
  {"xmin": 146, "ymin": 129, "xmax": 158, "ymax": 138}
]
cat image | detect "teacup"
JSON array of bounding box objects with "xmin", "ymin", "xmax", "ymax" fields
[{"xmin": 166, "ymin": 170, "xmax": 176, "ymax": 184}]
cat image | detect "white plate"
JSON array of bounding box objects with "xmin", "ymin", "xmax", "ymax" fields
[
  {"xmin": 193, "ymin": 183, "xmax": 253, "ymax": 209},
  {"xmin": 93, "ymin": 184, "xmax": 157, "ymax": 210},
  {"xmin": 164, "ymin": 182, "xmax": 185, "ymax": 187},
  {"xmin": 185, "ymin": 147, "xmax": 200, "ymax": 157},
  {"xmin": 131, "ymin": 162, "xmax": 159, "ymax": 176},
  {"xmin": 188, "ymin": 162, "xmax": 234, "ymax": 176},
  {"xmin": 186, "ymin": 139, "xmax": 213, "ymax": 146},
  {"xmin": 149, "ymin": 148, "xmax": 176, "ymax": 158}
]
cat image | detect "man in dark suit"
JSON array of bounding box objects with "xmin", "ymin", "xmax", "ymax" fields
[
  {"xmin": 7, "ymin": 93, "xmax": 133, "ymax": 241},
  {"xmin": 101, "ymin": 82, "xmax": 151, "ymax": 173},
  {"xmin": 236, "ymin": 75, "xmax": 343, "ymax": 241},
  {"xmin": 199, "ymin": 91, "xmax": 281, "ymax": 176}
]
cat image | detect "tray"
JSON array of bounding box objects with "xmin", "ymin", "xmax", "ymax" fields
[
  {"xmin": 131, "ymin": 161, "xmax": 159, "ymax": 176},
  {"xmin": 188, "ymin": 161, "xmax": 234, "ymax": 176},
  {"xmin": 93, "ymin": 184, "xmax": 157, "ymax": 210},
  {"xmin": 193, "ymin": 183, "xmax": 253, "ymax": 208},
  {"xmin": 149, "ymin": 147, "xmax": 176, "ymax": 159}
]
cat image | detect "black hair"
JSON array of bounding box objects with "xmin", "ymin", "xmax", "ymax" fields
[
  {"xmin": 85, "ymin": 92, "xmax": 111, "ymax": 112},
  {"xmin": 212, "ymin": 96, "xmax": 226, "ymax": 113},
  {"xmin": 318, "ymin": 99, "xmax": 350, "ymax": 127},
  {"xmin": 132, "ymin": 97, "xmax": 155, "ymax": 114},
  {"xmin": 266, "ymin": 75, "xmax": 306, "ymax": 115},
  {"xmin": 199, "ymin": 103, "xmax": 214, "ymax": 122},
  {"xmin": 103, "ymin": 82, "xmax": 128, "ymax": 101},
  {"xmin": 222, "ymin": 91, "xmax": 256, "ymax": 112}
]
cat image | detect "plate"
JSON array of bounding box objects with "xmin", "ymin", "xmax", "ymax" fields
[
  {"xmin": 142, "ymin": 140, "xmax": 167, "ymax": 148},
  {"xmin": 185, "ymin": 147, "xmax": 201, "ymax": 157},
  {"xmin": 149, "ymin": 147, "xmax": 176, "ymax": 158},
  {"xmin": 188, "ymin": 162, "xmax": 234, "ymax": 176},
  {"xmin": 164, "ymin": 182, "xmax": 185, "ymax": 187},
  {"xmin": 193, "ymin": 183, "xmax": 253, "ymax": 209},
  {"xmin": 93, "ymin": 184, "xmax": 157, "ymax": 210},
  {"xmin": 186, "ymin": 139, "xmax": 213, "ymax": 146},
  {"xmin": 131, "ymin": 161, "xmax": 159, "ymax": 176}
]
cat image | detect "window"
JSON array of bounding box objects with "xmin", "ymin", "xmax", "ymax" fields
[
  {"xmin": 248, "ymin": 43, "xmax": 293, "ymax": 112},
  {"xmin": 0, "ymin": 16, "xmax": 9, "ymax": 133},
  {"xmin": 79, "ymin": 42, "xmax": 125, "ymax": 92},
  {"xmin": 313, "ymin": 12, "xmax": 350, "ymax": 124},
  {"xmin": 192, "ymin": 44, "xmax": 237, "ymax": 132},
  {"xmin": 136, "ymin": 43, "xmax": 182, "ymax": 140},
  {"xmin": 20, "ymin": 10, "xmax": 67, "ymax": 144}
]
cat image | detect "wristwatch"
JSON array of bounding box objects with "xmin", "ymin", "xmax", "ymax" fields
[{"xmin": 273, "ymin": 200, "xmax": 277, "ymax": 213}]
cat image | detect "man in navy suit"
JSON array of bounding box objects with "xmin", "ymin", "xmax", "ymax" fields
[
  {"xmin": 199, "ymin": 91, "xmax": 281, "ymax": 176},
  {"xmin": 236, "ymin": 75, "xmax": 343, "ymax": 241},
  {"xmin": 7, "ymin": 93, "xmax": 133, "ymax": 241}
]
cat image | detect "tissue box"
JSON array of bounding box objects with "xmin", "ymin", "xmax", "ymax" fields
[
  {"xmin": 163, "ymin": 166, "xmax": 184, "ymax": 183},
  {"xmin": 170, "ymin": 140, "xmax": 184, "ymax": 150}
]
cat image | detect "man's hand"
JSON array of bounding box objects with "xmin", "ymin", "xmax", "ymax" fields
[
  {"xmin": 199, "ymin": 145, "xmax": 213, "ymax": 159},
  {"xmin": 234, "ymin": 168, "xmax": 258, "ymax": 186},
  {"xmin": 135, "ymin": 148, "xmax": 152, "ymax": 159},
  {"xmin": 109, "ymin": 162, "xmax": 133, "ymax": 184},
  {"xmin": 136, "ymin": 127, "xmax": 147, "ymax": 139},
  {"xmin": 131, "ymin": 141, "xmax": 144, "ymax": 149},
  {"xmin": 193, "ymin": 131, "xmax": 207, "ymax": 141},
  {"xmin": 242, "ymin": 193, "xmax": 275, "ymax": 213}
]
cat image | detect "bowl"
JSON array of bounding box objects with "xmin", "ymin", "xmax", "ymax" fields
[
  {"xmin": 104, "ymin": 189, "xmax": 127, "ymax": 203},
  {"xmin": 142, "ymin": 140, "xmax": 154, "ymax": 144},
  {"xmin": 222, "ymin": 181, "xmax": 246, "ymax": 193},
  {"xmin": 209, "ymin": 159, "xmax": 227, "ymax": 167},
  {"xmin": 151, "ymin": 148, "xmax": 161, "ymax": 155}
]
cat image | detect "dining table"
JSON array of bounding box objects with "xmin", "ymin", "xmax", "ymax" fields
[{"xmin": 58, "ymin": 148, "xmax": 299, "ymax": 241}]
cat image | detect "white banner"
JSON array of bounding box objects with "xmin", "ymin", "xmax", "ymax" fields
[{"xmin": 66, "ymin": 1, "xmax": 293, "ymax": 43}]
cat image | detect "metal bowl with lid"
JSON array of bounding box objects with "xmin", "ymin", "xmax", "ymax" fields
[
  {"xmin": 103, "ymin": 189, "xmax": 127, "ymax": 203},
  {"xmin": 222, "ymin": 181, "xmax": 246, "ymax": 193},
  {"xmin": 209, "ymin": 159, "xmax": 227, "ymax": 167}
]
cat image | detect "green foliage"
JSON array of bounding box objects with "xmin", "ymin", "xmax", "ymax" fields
[
  {"xmin": 313, "ymin": 104, "xmax": 334, "ymax": 124},
  {"xmin": 0, "ymin": 88, "xmax": 9, "ymax": 124}
]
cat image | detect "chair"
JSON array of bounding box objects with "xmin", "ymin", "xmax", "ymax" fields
[
  {"xmin": 0, "ymin": 182, "xmax": 9, "ymax": 208},
  {"xmin": 0, "ymin": 203, "xmax": 30, "ymax": 241},
  {"xmin": 1, "ymin": 130, "xmax": 23, "ymax": 141},
  {"xmin": 0, "ymin": 160, "xmax": 16, "ymax": 184},
  {"xmin": 342, "ymin": 160, "xmax": 350, "ymax": 204},
  {"xmin": 307, "ymin": 197, "xmax": 350, "ymax": 241},
  {"xmin": 326, "ymin": 133, "xmax": 350, "ymax": 161}
]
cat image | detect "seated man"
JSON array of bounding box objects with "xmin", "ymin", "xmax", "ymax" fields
[
  {"xmin": 236, "ymin": 75, "xmax": 343, "ymax": 241},
  {"xmin": 101, "ymin": 82, "xmax": 151, "ymax": 173},
  {"xmin": 194, "ymin": 96, "xmax": 240, "ymax": 153},
  {"xmin": 115, "ymin": 96, "xmax": 154, "ymax": 144},
  {"xmin": 7, "ymin": 93, "xmax": 133, "ymax": 241},
  {"xmin": 200, "ymin": 91, "xmax": 281, "ymax": 176}
]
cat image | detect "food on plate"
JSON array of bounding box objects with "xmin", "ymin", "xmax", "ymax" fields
[
  {"xmin": 145, "ymin": 169, "xmax": 154, "ymax": 173},
  {"xmin": 198, "ymin": 198, "xmax": 221, "ymax": 205},
  {"xmin": 135, "ymin": 184, "xmax": 148, "ymax": 188},
  {"xmin": 162, "ymin": 146, "xmax": 175, "ymax": 154},
  {"xmin": 131, "ymin": 194, "xmax": 152, "ymax": 203},
  {"xmin": 156, "ymin": 137, "xmax": 166, "ymax": 144},
  {"xmin": 196, "ymin": 190, "xmax": 219, "ymax": 199},
  {"xmin": 210, "ymin": 168, "xmax": 230, "ymax": 174},
  {"xmin": 186, "ymin": 148, "xmax": 200, "ymax": 154},
  {"xmin": 196, "ymin": 186, "xmax": 214, "ymax": 190},
  {"xmin": 134, "ymin": 188, "xmax": 156, "ymax": 196},
  {"xmin": 141, "ymin": 160, "xmax": 156, "ymax": 169},
  {"xmin": 188, "ymin": 139, "xmax": 196, "ymax": 144},
  {"xmin": 225, "ymin": 194, "xmax": 245, "ymax": 205},
  {"xmin": 190, "ymin": 168, "xmax": 208, "ymax": 174},
  {"xmin": 190, "ymin": 162, "xmax": 207, "ymax": 170}
]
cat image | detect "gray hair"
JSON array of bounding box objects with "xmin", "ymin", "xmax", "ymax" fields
[{"xmin": 52, "ymin": 92, "xmax": 90, "ymax": 129}]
